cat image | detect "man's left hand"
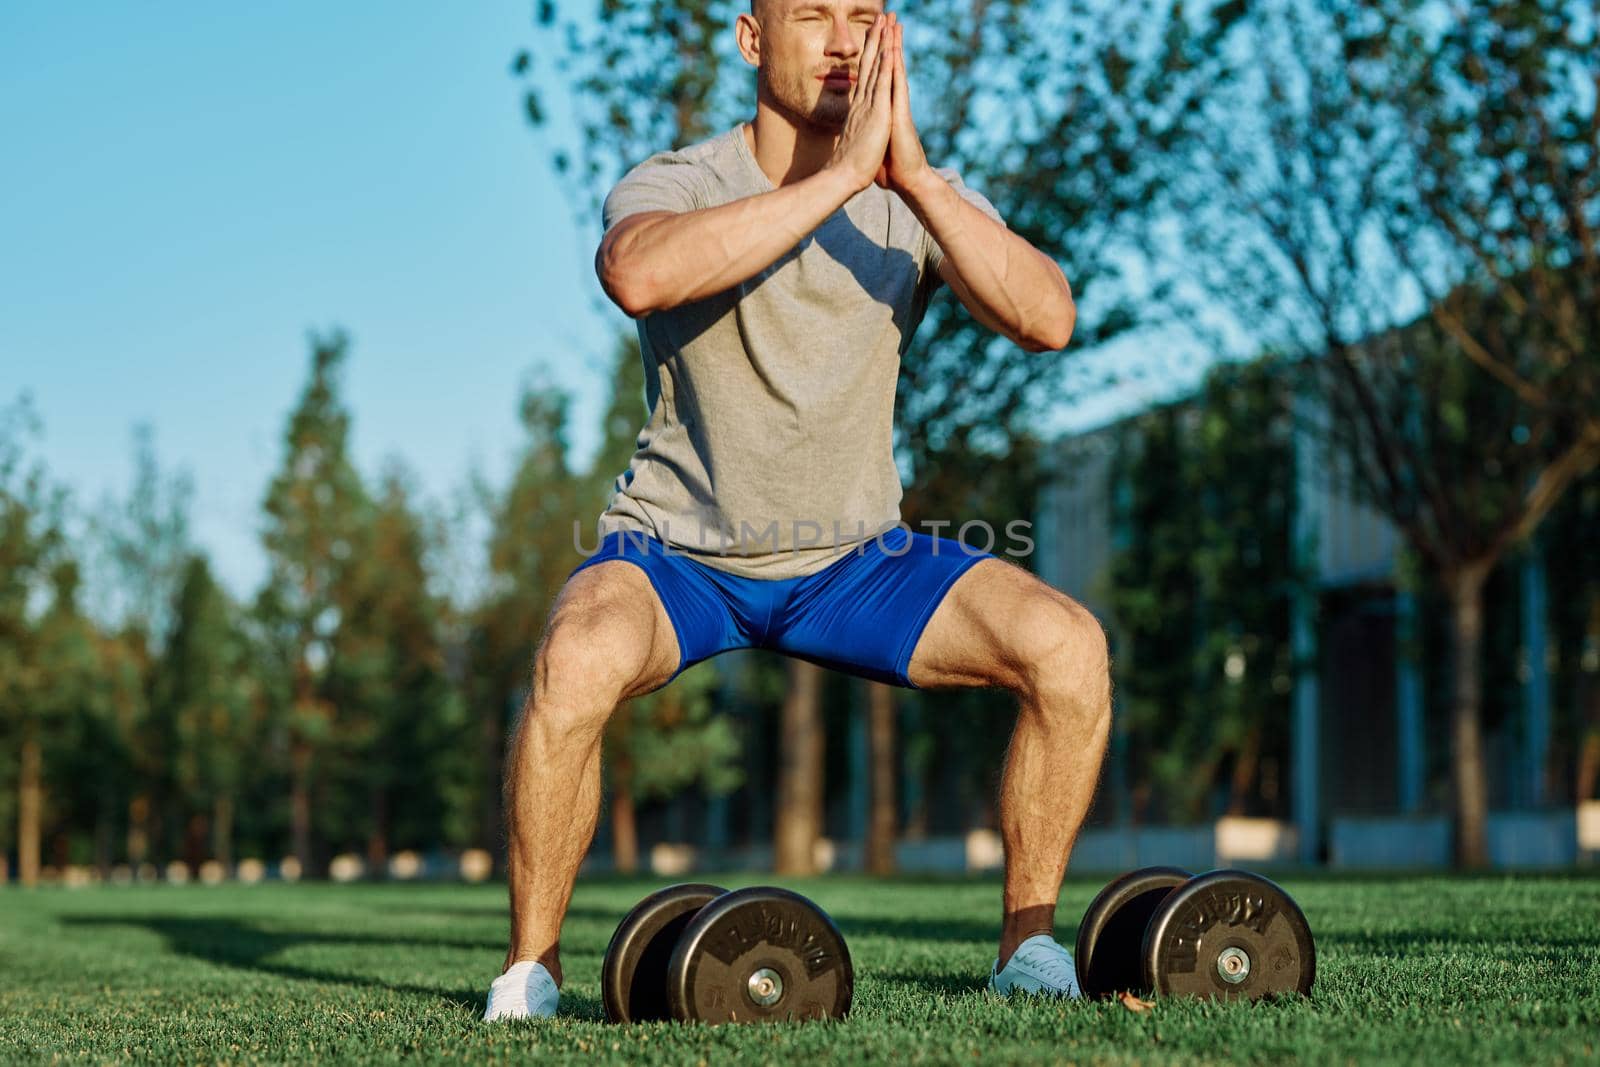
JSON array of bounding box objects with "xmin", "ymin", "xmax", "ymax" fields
[{"xmin": 881, "ymin": 15, "xmax": 935, "ymax": 199}]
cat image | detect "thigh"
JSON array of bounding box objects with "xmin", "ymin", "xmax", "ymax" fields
[
  {"xmin": 904, "ymin": 554, "xmax": 1087, "ymax": 691},
  {"xmin": 545, "ymin": 559, "xmax": 681, "ymax": 701},
  {"xmin": 556, "ymin": 532, "xmax": 753, "ymax": 697}
]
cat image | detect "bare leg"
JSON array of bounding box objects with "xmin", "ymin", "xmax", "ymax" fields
[
  {"xmin": 907, "ymin": 559, "xmax": 1112, "ymax": 969},
  {"xmin": 994, "ymin": 641, "xmax": 1110, "ymax": 967},
  {"xmin": 499, "ymin": 561, "xmax": 679, "ymax": 984}
]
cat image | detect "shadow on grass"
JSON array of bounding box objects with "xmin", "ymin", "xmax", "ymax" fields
[
  {"xmin": 871, "ymin": 970, "xmax": 988, "ymax": 1000},
  {"xmin": 499, "ymin": 904, "xmax": 1016, "ymax": 948},
  {"xmin": 1318, "ymin": 928, "xmax": 1600, "ymax": 954},
  {"xmin": 59, "ymin": 915, "xmax": 528, "ymax": 1017}
]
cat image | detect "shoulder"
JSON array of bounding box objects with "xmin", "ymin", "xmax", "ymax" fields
[
  {"xmin": 618, "ymin": 129, "xmax": 738, "ymax": 186},
  {"xmin": 604, "ymin": 130, "xmax": 739, "ymax": 227}
]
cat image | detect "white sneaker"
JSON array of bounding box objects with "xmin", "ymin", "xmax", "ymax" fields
[
  {"xmin": 988, "ymin": 934, "xmax": 1082, "ymax": 998},
  {"xmin": 483, "ymin": 960, "xmax": 559, "ymax": 1021}
]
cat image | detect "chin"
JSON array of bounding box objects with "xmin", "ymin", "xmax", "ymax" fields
[{"xmin": 802, "ymin": 97, "xmax": 848, "ymax": 130}]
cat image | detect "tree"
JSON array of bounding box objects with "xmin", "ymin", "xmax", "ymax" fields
[
  {"xmin": 1542, "ymin": 468, "xmax": 1600, "ymax": 801},
  {"xmin": 773, "ymin": 659, "xmax": 826, "ymax": 874},
  {"xmin": 585, "ymin": 335, "xmax": 745, "ymax": 872},
  {"xmin": 0, "ymin": 396, "xmax": 68, "ymax": 886},
  {"xmin": 862, "ymin": 677, "xmax": 897, "ymax": 874},
  {"xmin": 1107, "ymin": 402, "xmax": 1207, "ymax": 820},
  {"xmin": 259, "ymin": 330, "xmax": 374, "ymax": 876},
  {"xmin": 26, "ymin": 560, "xmax": 102, "ymax": 882},
  {"xmin": 1105, "ymin": 358, "xmax": 1300, "ymax": 821},
  {"xmin": 152, "ymin": 554, "xmax": 257, "ymax": 871},
  {"xmin": 86, "ymin": 426, "xmax": 196, "ymax": 866},
  {"xmin": 327, "ymin": 465, "xmax": 470, "ymax": 868},
  {"xmin": 607, "ymin": 663, "xmax": 744, "ymax": 872},
  {"xmin": 1136, "ymin": 0, "xmax": 1600, "ymax": 863}
]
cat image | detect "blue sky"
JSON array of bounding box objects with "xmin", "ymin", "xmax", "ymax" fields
[
  {"xmin": 3, "ymin": 1, "xmax": 621, "ymax": 599},
  {"xmin": 2, "ymin": 0, "xmax": 1182, "ymax": 605}
]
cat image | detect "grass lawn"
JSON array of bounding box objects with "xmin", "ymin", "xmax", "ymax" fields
[{"xmin": 1, "ymin": 872, "xmax": 1597, "ymax": 1064}]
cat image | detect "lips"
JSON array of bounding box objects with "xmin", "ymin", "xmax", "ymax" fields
[{"xmin": 820, "ymin": 73, "xmax": 854, "ymax": 88}]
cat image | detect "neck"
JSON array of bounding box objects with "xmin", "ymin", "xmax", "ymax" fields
[{"xmin": 743, "ymin": 100, "xmax": 842, "ymax": 188}]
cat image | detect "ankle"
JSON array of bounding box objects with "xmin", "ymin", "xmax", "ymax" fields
[{"xmin": 997, "ymin": 927, "xmax": 1055, "ymax": 970}]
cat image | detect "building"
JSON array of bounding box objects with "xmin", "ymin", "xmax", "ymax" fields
[{"xmin": 1034, "ymin": 391, "xmax": 1588, "ymax": 868}]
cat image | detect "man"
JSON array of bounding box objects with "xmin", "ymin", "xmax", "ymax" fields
[{"xmin": 483, "ymin": 1, "xmax": 1110, "ymax": 1021}]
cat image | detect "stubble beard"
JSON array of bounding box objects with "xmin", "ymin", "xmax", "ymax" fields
[{"xmin": 759, "ymin": 62, "xmax": 850, "ymax": 134}]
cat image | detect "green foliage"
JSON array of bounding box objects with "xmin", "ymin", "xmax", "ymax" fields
[
  {"xmin": 327, "ymin": 467, "xmax": 474, "ymax": 851},
  {"xmin": 0, "ymin": 395, "xmax": 70, "ymax": 852},
  {"xmin": 156, "ymin": 557, "xmax": 253, "ymax": 815},
  {"xmin": 255, "ymin": 332, "xmax": 476, "ymax": 861},
  {"xmin": 1106, "ymin": 358, "xmax": 1300, "ymax": 821},
  {"xmin": 613, "ymin": 665, "xmax": 745, "ymax": 802},
  {"xmin": 87, "ymin": 424, "xmax": 194, "ymax": 653}
]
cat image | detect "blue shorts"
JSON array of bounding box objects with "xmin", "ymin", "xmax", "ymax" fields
[{"xmin": 569, "ymin": 526, "xmax": 994, "ymax": 689}]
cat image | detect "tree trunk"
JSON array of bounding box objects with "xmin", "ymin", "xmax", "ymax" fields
[
  {"xmin": 212, "ymin": 795, "xmax": 234, "ymax": 871},
  {"xmin": 482, "ymin": 692, "xmax": 510, "ymax": 853},
  {"xmin": 127, "ymin": 794, "xmax": 150, "ymax": 871},
  {"xmin": 1227, "ymin": 729, "xmax": 1262, "ymax": 817},
  {"xmin": 290, "ymin": 739, "xmax": 314, "ymax": 875},
  {"xmin": 1579, "ymin": 729, "xmax": 1600, "ymax": 803},
  {"xmin": 612, "ymin": 779, "xmax": 639, "ymax": 875},
  {"xmin": 18, "ymin": 732, "xmax": 41, "ymax": 887},
  {"xmin": 1448, "ymin": 566, "xmax": 1492, "ymax": 868},
  {"xmin": 94, "ymin": 783, "xmax": 115, "ymax": 880},
  {"xmin": 366, "ymin": 786, "xmax": 390, "ymax": 878},
  {"xmin": 1576, "ymin": 596, "xmax": 1600, "ymax": 802},
  {"xmin": 775, "ymin": 659, "xmax": 825, "ymax": 875},
  {"xmin": 865, "ymin": 680, "xmax": 897, "ymax": 876},
  {"xmin": 183, "ymin": 812, "xmax": 209, "ymax": 873}
]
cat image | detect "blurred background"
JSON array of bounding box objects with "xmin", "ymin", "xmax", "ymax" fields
[{"xmin": 3, "ymin": 0, "xmax": 1597, "ymax": 891}]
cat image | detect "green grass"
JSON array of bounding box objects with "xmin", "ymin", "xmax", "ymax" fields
[{"xmin": 1, "ymin": 872, "xmax": 1597, "ymax": 1064}]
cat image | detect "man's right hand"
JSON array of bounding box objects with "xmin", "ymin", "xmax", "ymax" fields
[{"xmin": 826, "ymin": 13, "xmax": 896, "ymax": 194}]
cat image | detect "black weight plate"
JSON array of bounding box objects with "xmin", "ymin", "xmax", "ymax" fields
[
  {"xmin": 665, "ymin": 886, "xmax": 853, "ymax": 1024},
  {"xmin": 602, "ymin": 883, "xmax": 727, "ymax": 1023},
  {"xmin": 1073, "ymin": 865, "xmax": 1192, "ymax": 998},
  {"xmin": 1141, "ymin": 869, "xmax": 1316, "ymax": 1000}
]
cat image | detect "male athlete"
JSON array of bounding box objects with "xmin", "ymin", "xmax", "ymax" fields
[{"xmin": 483, "ymin": 1, "xmax": 1110, "ymax": 1020}]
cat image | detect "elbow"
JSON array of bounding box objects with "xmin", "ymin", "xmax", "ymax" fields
[
  {"xmin": 1029, "ymin": 300, "xmax": 1076, "ymax": 352},
  {"xmin": 613, "ymin": 277, "xmax": 657, "ymax": 319},
  {"xmin": 1025, "ymin": 263, "xmax": 1075, "ymax": 351},
  {"xmin": 595, "ymin": 239, "xmax": 657, "ymax": 318},
  {"xmin": 597, "ymin": 260, "xmax": 655, "ymax": 319}
]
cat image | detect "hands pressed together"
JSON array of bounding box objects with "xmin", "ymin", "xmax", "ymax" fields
[{"xmin": 829, "ymin": 12, "xmax": 933, "ymax": 197}]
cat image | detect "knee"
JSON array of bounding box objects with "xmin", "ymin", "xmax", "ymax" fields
[
  {"xmin": 527, "ymin": 614, "xmax": 639, "ymax": 735},
  {"xmin": 1011, "ymin": 595, "xmax": 1111, "ymax": 720}
]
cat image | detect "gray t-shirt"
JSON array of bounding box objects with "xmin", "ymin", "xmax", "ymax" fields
[{"xmin": 596, "ymin": 122, "xmax": 1008, "ymax": 579}]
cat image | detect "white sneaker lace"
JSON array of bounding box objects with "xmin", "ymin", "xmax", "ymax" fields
[{"xmin": 1019, "ymin": 944, "xmax": 1076, "ymax": 988}]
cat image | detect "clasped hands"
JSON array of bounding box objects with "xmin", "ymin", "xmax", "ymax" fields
[{"xmin": 829, "ymin": 12, "xmax": 935, "ymax": 199}]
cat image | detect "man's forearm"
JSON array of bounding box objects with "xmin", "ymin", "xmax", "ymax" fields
[
  {"xmin": 598, "ymin": 167, "xmax": 860, "ymax": 318},
  {"xmin": 901, "ymin": 172, "xmax": 1075, "ymax": 351}
]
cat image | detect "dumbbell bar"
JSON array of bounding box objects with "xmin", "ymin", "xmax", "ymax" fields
[
  {"xmin": 1075, "ymin": 866, "xmax": 1316, "ymax": 1001},
  {"xmin": 603, "ymin": 883, "xmax": 854, "ymax": 1025}
]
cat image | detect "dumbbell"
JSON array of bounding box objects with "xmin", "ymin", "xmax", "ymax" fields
[
  {"xmin": 602, "ymin": 883, "xmax": 854, "ymax": 1024},
  {"xmin": 1074, "ymin": 866, "xmax": 1315, "ymax": 1001}
]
